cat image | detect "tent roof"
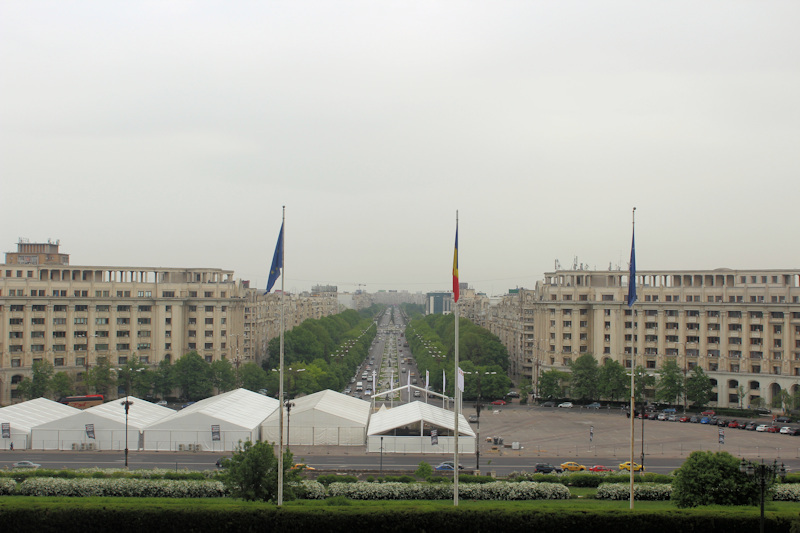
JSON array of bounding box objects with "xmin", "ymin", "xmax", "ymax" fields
[
  {"xmin": 0, "ymin": 398, "xmax": 80, "ymax": 431},
  {"xmin": 83, "ymin": 397, "xmax": 175, "ymax": 428},
  {"xmin": 149, "ymin": 388, "xmax": 279, "ymax": 430},
  {"xmin": 263, "ymin": 389, "xmax": 370, "ymax": 425},
  {"xmin": 367, "ymin": 401, "xmax": 475, "ymax": 437}
]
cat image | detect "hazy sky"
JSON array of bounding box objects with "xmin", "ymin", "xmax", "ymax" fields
[{"xmin": 2, "ymin": 2, "xmax": 798, "ymax": 296}]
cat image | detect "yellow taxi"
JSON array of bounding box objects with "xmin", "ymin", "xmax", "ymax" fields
[
  {"xmin": 618, "ymin": 461, "xmax": 644, "ymax": 472},
  {"xmin": 560, "ymin": 461, "xmax": 587, "ymax": 472},
  {"xmin": 291, "ymin": 463, "xmax": 316, "ymax": 471}
]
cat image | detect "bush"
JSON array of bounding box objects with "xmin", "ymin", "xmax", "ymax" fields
[
  {"xmin": 414, "ymin": 461, "xmax": 433, "ymax": 479},
  {"xmin": 596, "ymin": 482, "xmax": 672, "ymax": 501},
  {"xmin": 672, "ymin": 451, "xmax": 761, "ymax": 508}
]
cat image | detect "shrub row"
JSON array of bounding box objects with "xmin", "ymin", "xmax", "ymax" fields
[
  {"xmin": 326, "ymin": 481, "xmax": 571, "ymax": 501},
  {"xmin": 11, "ymin": 478, "xmax": 226, "ymax": 498},
  {"xmin": 596, "ymin": 483, "xmax": 673, "ymax": 501},
  {"xmin": 0, "ymin": 467, "xmax": 217, "ymax": 481},
  {"xmin": 509, "ymin": 471, "xmax": 674, "ymax": 487}
]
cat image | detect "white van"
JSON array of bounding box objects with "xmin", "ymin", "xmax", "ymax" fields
[{"xmin": 356, "ymin": 381, "xmax": 363, "ymax": 392}]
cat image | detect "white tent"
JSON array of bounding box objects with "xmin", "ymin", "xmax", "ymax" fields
[
  {"xmin": 30, "ymin": 397, "xmax": 174, "ymax": 451},
  {"xmin": 260, "ymin": 389, "xmax": 370, "ymax": 446},
  {"xmin": 0, "ymin": 398, "xmax": 79, "ymax": 450},
  {"xmin": 144, "ymin": 388, "xmax": 279, "ymax": 452},
  {"xmin": 366, "ymin": 401, "xmax": 475, "ymax": 454}
]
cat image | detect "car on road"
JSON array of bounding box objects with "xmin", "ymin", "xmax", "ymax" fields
[
  {"xmin": 156, "ymin": 400, "xmax": 168, "ymax": 407},
  {"xmin": 506, "ymin": 391, "xmax": 520, "ymax": 398},
  {"xmin": 291, "ymin": 463, "xmax": 315, "ymax": 471},
  {"xmin": 181, "ymin": 401, "xmax": 196, "ymax": 409},
  {"xmin": 754, "ymin": 407, "xmax": 772, "ymax": 415},
  {"xmin": 533, "ymin": 463, "xmax": 563, "ymax": 474},
  {"xmin": 12, "ymin": 461, "xmax": 41, "ymax": 469},
  {"xmin": 586, "ymin": 402, "xmax": 602, "ymax": 409},
  {"xmin": 588, "ymin": 465, "xmax": 614, "ymax": 473},
  {"xmin": 541, "ymin": 401, "xmax": 555, "ymax": 408},
  {"xmin": 215, "ymin": 457, "xmax": 226, "ymax": 468},
  {"xmin": 468, "ymin": 414, "xmax": 478, "ymax": 423},
  {"xmin": 560, "ymin": 462, "xmax": 587, "ymax": 472},
  {"xmin": 491, "ymin": 399, "xmax": 507, "ymax": 406},
  {"xmin": 756, "ymin": 424, "xmax": 770, "ymax": 432},
  {"xmin": 619, "ymin": 461, "xmax": 644, "ymax": 472},
  {"xmin": 435, "ymin": 461, "xmax": 464, "ymax": 471},
  {"xmin": 558, "ymin": 402, "xmax": 573, "ymax": 408}
]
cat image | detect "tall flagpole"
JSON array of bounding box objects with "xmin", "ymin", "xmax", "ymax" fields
[
  {"xmin": 628, "ymin": 207, "xmax": 637, "ymax": 509},
  {"xmin": 453, "ymin": 211, "xmax": 460, "ymax": 507},
  {"xmin": 277, "ymin": 206, "xmax": 286, "ymax": 506}
]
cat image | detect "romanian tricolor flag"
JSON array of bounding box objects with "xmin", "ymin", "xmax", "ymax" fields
[{"xmin": 452, "ymin": 220, "xmax": 459, "ymax": 303}]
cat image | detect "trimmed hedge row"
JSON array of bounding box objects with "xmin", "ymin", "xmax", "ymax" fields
[{"xmin": 0, "ymin": 504, "xmax": 798, "ymax": 533}]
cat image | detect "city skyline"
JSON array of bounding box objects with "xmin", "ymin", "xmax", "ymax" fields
[{"xmin": 2, "ymin": 2, "xmax": 798, "ymax": 296}]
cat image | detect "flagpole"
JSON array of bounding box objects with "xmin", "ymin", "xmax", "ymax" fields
[
  {"xmin": 628, "ymin": 207, "xmax": 636, "ymax": 510},
  {"xmin": 453, "ymin": 211, "xmax": 460, "ymax": 507},
  {"xmin": 277, "ymin": 206, "xmax": 286, "ymax": 507}
]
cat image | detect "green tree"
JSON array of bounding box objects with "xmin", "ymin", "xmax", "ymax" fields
[
  {"xmin": 239, "ymin": 362, "xmax": 269, "ymax": 393},
  {"xmin": 672, "ymin": 450, "xmax": 761, "ymax": 508},
  {"xmin": 220, "ymin": 440, "xmax": 300, "ymax": 502},
  {"xmin": 655, "ymin": 359, "xmax": 684, "ymax": 405},
  {"xmin": 772, "ymin": 388, "xmax": 791, "ymax": 413},
  {"xmin": 211, "ymin": 359, "xmax": 236, "ymax": 392},
  {"xmin": 50, "ymin": 372, "xmax": 74, "ymax": 399},
  {"xmin": 85, "ymin": 356, "xmax": 115, "ymax": 396},
  {"xmin": 569, "ymin": 354, "xmax": 599, "ymax": 401},
  {"xmin": 174, "ymin": 351, "xmax": 213, "ymax": 401},
  {"xmin": 737, "ymin": 385, "xmax": 747, "ymax": 408},
  {"xmin": 117, "ymin": 355, "xmax": 149, "ymax": 397},
  {"xmin": 538, "ymin": 369, "xmax": 569, "ymax": 399},
  {"xmin": 685, "ymin": 365, "xmax": 713, "ymax": 408},
  {"xmin": 633, "ymin": 365, "xmax": 656, "ymax": 403},
  {"xmin": 16, "ymin": 360, "xmax": 55, "ymax": 399},
  {"xmin": 597, "ymin": 359, "xmax": 629, "ymax": 401},
  {"xmin": 152, "ymin": 359, "xmax": 176, "ymax": 399}
]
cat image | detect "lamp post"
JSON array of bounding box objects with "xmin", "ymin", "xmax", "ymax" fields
[
  {"xmin": 285, "ymin": 400, "xmax": 295, "ymax": 447},
  {"xmin": 739, "ymin": 458, "xmax": 787, "ymax": 533},
  {"xmin": 465, "ymin": 370, "xmax": 495, "ymax": 473},
  {"xmin": 120, "ymin": 398, "xmax": 133, "ymax": 467}
]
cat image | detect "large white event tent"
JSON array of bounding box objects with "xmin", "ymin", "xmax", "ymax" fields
[
  {"xmin": 260, "ymin": 389, "xmax": 370, "ymax": 446},
  {"xmin": 30, "ymin": 397, "xmax": 174, "ymax": 451},
  {"xmin": 0, "ymin": 398, "xmax": 79, "ymax": 450},
  {"xmin": 144, "ymin": 388, "xmax": 279, "ymax": 452},
  {"xmin": 366, "ymin": 401, "xmax": 475, "ymax": 454}
]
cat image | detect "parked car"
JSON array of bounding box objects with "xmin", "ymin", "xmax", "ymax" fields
[
  {"xmin": 558, "ymin": 402, "xmax": 574, "ymax": 408},
  {"xmin": 506, "ymin": 391, "xmax": 520, "ymax": 398},
  {"xmin": 533, "ymin": 463, "xmax": 563, "ymax": 474},
  {"xmin": 784, "ymin": 427, "xmax": 800, "ymax": 436},
  {"xmin": 667, "ymin": 415, "xmax": 678, "ymax": 422},
  {"xmin": 560, "ymin": 461, "xmax": 587, "ymax": 472},
  {"xmin": 468, "ymin": 414, "xmax": 478, "ymax": 423},
  {"xmin": 657, "ymin": 413, "xmax": 667, "ymax": 421},
  {"xmin": 541, "ymin": 401, "xmax": 555, "ymax": 408},
  {"xmin": 756, "ymin": 424, "xmax": 770, "ymax": 432},
  {"xmin": 776, "ymin": 416, "xmax": 792, "ymax": 424},
  {"xmin": 181, "ymin": 401, "xmax": 196, "ymax": 409},
  {"xmin": 745, "ymin": 421, "xmax": 758, "ymax": 431},
  {"xmin": 766, "ymin": 425, "xmax": 780, "ymax": 433},
  {"xmin": 727, "ymin": 420, "xmax": 740, "ymax": 428},
  {"xmin": 779, "ymin": 426, "xmax": 794, "ymax": 434},
  {"xmin": 647, "ymin": 412, "xmax": 658, "ymax": 420},
  {"xmin": 619, "ymin": 461, "xmax": 644, "ymax": 472},
  {"xmin": 588, "ymin": 465, "xmax": 614, "ymax": 473},
  {"xmin": 586, "ymin": 402, "xmax": 602, "ymax": 409},
  {"xmin": 679, "ymin": 416, "xmax": 690, "ymax": 423},
  {"xmin": 156, "ymin": 400, "xmax": 168, "ymax": 407},
  {"xmin": 12, "ymin": 461, "xmax": 40, "ymax": 469},
  {"xmin": 662, "ymin": 408, "xmax": 677, "ymax": 414},
  {"xmin": 701, "ymin": 410, "xmax": 716, "ymax": 416},
  {"xmin": 491, "ymin": 399, "xmax": 507, "ymax": 406},
  {"xmin": 690, "ymin": 416, "xmax": 700, "ymax": 423}
]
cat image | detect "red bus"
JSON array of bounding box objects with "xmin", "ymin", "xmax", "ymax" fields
[{"xmin": 58, "ymin": 394, "xmax": 104, "ymax": 409}]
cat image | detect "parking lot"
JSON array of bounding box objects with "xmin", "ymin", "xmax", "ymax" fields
[{"xmin": 470, "ymin": 403, "xmax": 800, "ymax": 461}]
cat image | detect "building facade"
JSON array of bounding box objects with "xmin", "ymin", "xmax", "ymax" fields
[
  {"xmin": 0, "ymin": 241, "xmax": 337, "ymax": 405},
  {"xmin": 483, "ymin": 268, "xmax": 800, "ymax": 408}
]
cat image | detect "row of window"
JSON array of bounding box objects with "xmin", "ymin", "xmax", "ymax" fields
[
  {"xmin": 2, "ymin": 289, "xmax": 227, "ymax": 298},
  {"xmin": 556, "ymin": 293, "xmax": 799, "ymax": 304}
]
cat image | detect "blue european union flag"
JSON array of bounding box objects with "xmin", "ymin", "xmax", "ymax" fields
[
  {"xmin": 265, "ymin": 222, "xmax": 284, "ymax": 294},
  {"xmin": 627, "ymin": 229, "xmax": 637, "ymax": 307}
]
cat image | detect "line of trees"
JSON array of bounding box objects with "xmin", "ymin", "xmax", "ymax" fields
[
  {"xmin": 538, "ymin": 353, "xmax": 722, "ymax": 409},
  {"xmin": 406, "ymin": 313, "xmax": 511, "ymax": 401}
]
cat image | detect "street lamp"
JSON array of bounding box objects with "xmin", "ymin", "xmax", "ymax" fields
[
  {"xmin": 465, "ymin": 370, "xmax": 495, "ymax": 473},
  {"xmin": 285, "ymin": 400, "xmax": 295, "ymax": 447},
  {"xmin": 740, "ymin": 458, "xmax": 787, "ymax": 533},
  {"xmin": 120, "ymin": 398, "xmax": 133, "ymax": 467}
]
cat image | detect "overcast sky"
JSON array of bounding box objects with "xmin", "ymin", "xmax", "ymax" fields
[{"xmin": 2, "ymin": 2, "xmax": 798, "ymax": 296}]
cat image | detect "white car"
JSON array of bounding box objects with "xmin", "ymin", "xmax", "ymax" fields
[
  {"xmin": 558, "ymin": 402, "xmax": 573, "ymax": 408},
  {"xmin": 779, "ymin": 426, "xmax": 793, "ymax": 434},
  {"xmin": 756, "ymin": 424, "xmax": 769, "ymax": 432},
  {"xmin": 12, "ymin": 461, "xmax": 41, "ymax": 469}
]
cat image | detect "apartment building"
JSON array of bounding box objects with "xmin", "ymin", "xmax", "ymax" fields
[
  {"xmin": 0, "ymin": 240, "xmax": 337, "ymax": 405},
  {"xmin": 484, "ymin": 268, "xmax": 800, "ymax": 409}
]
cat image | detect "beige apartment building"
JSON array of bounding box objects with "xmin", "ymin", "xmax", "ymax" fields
[
  {"xmin": 484, "ymin": 268, "xmax": 800, "ymax": 409},
  {"xmin": 0, "ymin": 240, "xmax": 337, "ymax": 405}
]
